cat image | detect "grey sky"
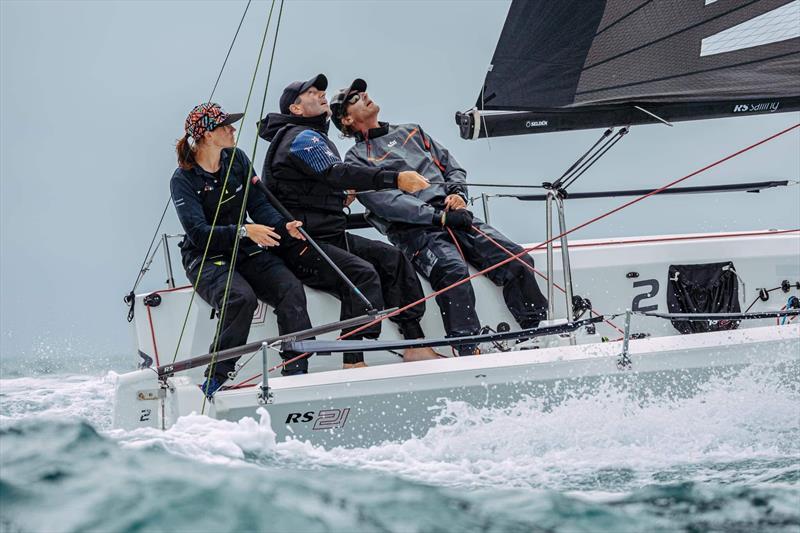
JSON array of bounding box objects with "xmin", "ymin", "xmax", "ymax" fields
[{"xmin": 2, "ymin": 0, "xmax": 798, "ymax": 361}]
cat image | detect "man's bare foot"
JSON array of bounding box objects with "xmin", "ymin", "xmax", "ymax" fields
[
  {"xmin": 403, "ymin": 347, "xmax": 443, "ymax": 362},
  {"xmin": 343, "ymin": 361, "xmax": 368, "ymax": 369}
]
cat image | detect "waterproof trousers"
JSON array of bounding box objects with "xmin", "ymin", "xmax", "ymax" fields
[
  {"xmin": 185, "ymin": 250, "xmax": 312, "ymax": 378},
  {"xmin": 390, "ymin": 219, "xmax": 548, "ymax": 352},
  {"xmin": 279, "ymin": 232, "xmax": 427, "ymax": 364}
]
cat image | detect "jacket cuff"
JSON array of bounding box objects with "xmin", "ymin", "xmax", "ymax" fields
[
  {"xmin": 447, "ymin": 185, "xmax": 467, "ymax": 197},
  {"xmin": 227, "ymin": 224, "xmax": 239, "ymax": 246},
  {"xmin": 376, "ymin": 170, "xmax": 399, "ymax": 190},
  {"xmin": 274, "ymin": 219, "xmax": 291, "ymax": 241}
]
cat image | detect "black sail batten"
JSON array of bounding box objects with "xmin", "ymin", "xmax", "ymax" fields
[{"xmin": 459, "ymin": 0, "xmax": 800, "ymax": 139}]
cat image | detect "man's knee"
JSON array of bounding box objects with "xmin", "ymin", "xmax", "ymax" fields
[
  {"xmin": 430, "ymin": 258, "xmax": 470, "ymax": 288},
  {"xmin": 379, "ymin": 241, "xmax": 406, "ymax": 263},
  {"xmin": 507, "ymin": 253, "xmax": 535, "ymax": 276},
  {"xmin": 277, "ymin": 276, "xmax": 307, "ymax": 307},
  {"xmin": 346, "ymin": 259, "xmax": 381, "ymax": 289},
  {"xmin": 227, "ymin": 284, "xmax": 258, "ymax": 314}
]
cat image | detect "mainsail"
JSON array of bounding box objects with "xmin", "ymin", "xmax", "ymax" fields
[{"xmin": 457, "ymin": 0, "xmax": 800, "ymax": 139}]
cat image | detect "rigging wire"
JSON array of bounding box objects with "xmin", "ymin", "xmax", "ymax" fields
[
  {"xmin": 351, "ymin": 181, "xmax": 546, "ymax": 196},
  {"xmin": 124, "ymin": 0, "xmax": 255, "ymax": 321},
  {"xmin": 260, "ymin": 121, "xmax": 799, "ymax": 376},
  {"xmin": 232, "ymin": 123, "xmax": 800, "ymax": 385},
  {"xmin": 560, "ymin": 127, "xmax": 629, "ymax": 191},
  {"xmin": 552, "ymin": 128, "xmax": 613, "ymax": 189},
  {"xmin": 171, "ymin": 0, "xmax": 280, "ymax": 372},
  {"xmin": 247, "ymin": 203, "xmax": 798, "ymax": 387},
  {"xmin": 208, "ymin": 0, "xmax": 253, "ymax": 103},
  {"xmin": 462, "ymin": 183, "xmax": 545, "ymax": 189},
  {"xmin": 201, "ymin": 0, "xmax": 285, "ymax": 405},
  {"xmin": 124, "ymin": 198, "xmax": 170, "ymax": 321},
  {"xmin": 469, "ymin": 224, "xmax": 625, "ymax": 335}
]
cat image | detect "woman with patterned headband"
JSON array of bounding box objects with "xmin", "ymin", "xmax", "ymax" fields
[{"xmin": 170, "ymin": 102, "xmax": 312, "ymax": 398}]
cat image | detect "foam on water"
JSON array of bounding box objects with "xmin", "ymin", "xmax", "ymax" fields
[
  {"xmin": 1, "ymin": 360, "xmax": 798, "ymax": 531},
  {"xmin": 276, "ymin": 363, "xmax": 799, "ymax": 491},
  {"xmin": 110, "ymin": 411, "xmax": 278, "ymax": 466},
  {"xmin": 2, "ymin": 362, "xmax": 798, "ymax": 491},
  {"xmin": 0, "ymin": 373, "xmax": 117, "ymax": 429}
]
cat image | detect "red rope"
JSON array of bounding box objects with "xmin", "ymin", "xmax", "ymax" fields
[
  {"xmin": 237, "ymin": 122, "xmax": 799, "ymax": 380},
  {"xmin": 469, "ymin": 224, "xmax": 625, "ymax": 335},
  {"xmin": 446, "ymin": 226, "xmax": 467, "ymax": 261}
]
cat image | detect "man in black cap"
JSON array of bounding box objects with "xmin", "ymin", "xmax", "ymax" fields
[
  {"xmin": 332, "ymin": 79, "xmax": 549, "ymax": 355},
  {"xmin": 258, "ymin": 74, "xmax": 440, "ymax": 367}
]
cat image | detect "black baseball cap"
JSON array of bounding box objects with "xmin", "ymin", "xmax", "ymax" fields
[
  {"xmin": 279, "ymin": 73, "xmax": 328, "ymax": 115},
  {"xmin": 330, "ymin": 78, "xmax": 367, "ymax": 131}
]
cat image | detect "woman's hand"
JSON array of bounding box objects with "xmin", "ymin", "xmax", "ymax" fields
[
  {"xmin": 285, "ymin": 220, "xmax": 305, "ymax": 240},
  {"xmin": 244, "ymin": 224, "xmax": 281, "ymax": 247}
]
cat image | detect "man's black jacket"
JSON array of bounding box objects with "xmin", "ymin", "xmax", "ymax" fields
[{"xmin": 258, "ymin": 112, "xmax": 399, "ymax": 241}]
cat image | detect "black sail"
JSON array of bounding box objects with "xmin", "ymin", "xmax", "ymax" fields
[{"xmin": 457, "ymin": 0, "xmax": 800, "ymax": 139}]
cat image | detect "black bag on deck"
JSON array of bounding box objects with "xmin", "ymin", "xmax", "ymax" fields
[{"xmin": 667, "ymin": 261, "xmax": 741, "ymax": 334}]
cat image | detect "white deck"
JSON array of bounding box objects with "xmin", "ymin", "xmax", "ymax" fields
[{"xmin": 113, "ymin": 229, "xmax": 800, "ymax": 446}]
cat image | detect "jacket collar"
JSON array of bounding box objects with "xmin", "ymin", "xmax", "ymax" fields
[
  {"xmin": 355, "ymin": 121, "xmax": 389, "ymax": 142},
  {"xmin": 283, "ymin": 113, "xmax": 330, "ymax": 135},
  {"xmin": 258, "ymin": 112, "xmax": 330, "ymax": 141},
  {"xmin": 187, "ymin": 148, "xmax": 235, "ymax": 181}
]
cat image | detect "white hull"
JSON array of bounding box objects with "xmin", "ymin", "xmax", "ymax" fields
[
  {"xmin": 113, "ymin": 229, "xmax": 800, "ymax": 446},
  {"xmin": 115, "ymin": 323, "xmax": 799, "ymax": 447}
]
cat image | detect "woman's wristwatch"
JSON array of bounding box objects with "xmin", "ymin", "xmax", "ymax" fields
[{"xmin": 238, "ymin": 225, "xmax": 248, "ymax": 239}]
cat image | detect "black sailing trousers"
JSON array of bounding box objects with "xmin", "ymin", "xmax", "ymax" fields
[
  {"xmin": 391, "ymin": 218, "xmax": 548, "ymax": 349},
  {"xmin": 185, "ymin": 249, "xmax": 312, "ymax": 378},
  {"xmin": 279, "ymin": 232, "xmax": 427, "ymax": 364}
]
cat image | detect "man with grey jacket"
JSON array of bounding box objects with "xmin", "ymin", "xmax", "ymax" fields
[{"xmin": 331, "ymin": 79, "xmax": 548, "ymax": 355}]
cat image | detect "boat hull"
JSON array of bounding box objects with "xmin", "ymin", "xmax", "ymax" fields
[
  {"xmin": 113, "ymin": 229, "xmax": 800, "ymax": 446},
  {"xmin": 114, "ymin": 324, "xmax": 799, "ymax": 448}
]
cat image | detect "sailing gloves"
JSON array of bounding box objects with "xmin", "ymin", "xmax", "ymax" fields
[{"xmin": 434, "ymin": 209, "xmax": 474, "ymax": 230}]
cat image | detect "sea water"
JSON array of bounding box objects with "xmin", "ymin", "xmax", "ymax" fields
[{"xmin": 1, "ymin": 349, "xmax": 798, "ymax": 532}]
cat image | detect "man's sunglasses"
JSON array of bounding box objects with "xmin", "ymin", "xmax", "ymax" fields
[{"xmin": 346, "ymin": 92, "xmax": 361, "ymax": 106}]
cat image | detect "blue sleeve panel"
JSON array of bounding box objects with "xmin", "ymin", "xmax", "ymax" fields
[
  {"xmin": 288, "ymin": 129, "xmax": 398, "ymax": 191},
  {"xmin": 290, "ymin": 130, "xmax": 340, "ymax": 174}
]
